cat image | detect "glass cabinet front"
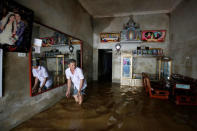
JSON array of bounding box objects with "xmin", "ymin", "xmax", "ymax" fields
[{"xmin": 123, "ymin": 57, "xmax": 131, "ymax": 77}]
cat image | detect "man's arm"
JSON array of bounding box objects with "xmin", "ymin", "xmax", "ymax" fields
[
  {"xmin": 66, "ymin": 79, "xmax": 71, "ymax": 98},
  {"xmin": 39, "ymin": 77, "xmax": 47, "ymax": 93},
  {"xmin": 78, "ymin": 79, "xmax": 84, "ymax": 95},
  {"xmin": 32, "ymin": 77, "xmax": 39, "ymax": 92}
]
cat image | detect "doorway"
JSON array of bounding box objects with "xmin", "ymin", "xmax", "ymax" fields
[{"xmin": 98, "ymin": 49, "xmax": 112, "ymax": 82}]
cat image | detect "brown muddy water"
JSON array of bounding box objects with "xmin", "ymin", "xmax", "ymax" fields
[{"xmin": 13, "ymin": 82, "xmax": 197, "ymax": 131}]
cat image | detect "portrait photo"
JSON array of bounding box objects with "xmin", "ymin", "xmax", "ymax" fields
[
  {"xmin": 142, "ymin": 30, "xmax": 166, "ymax": 42},
  {"xmin": 0, "ymin": 0, "xmax": 34, "ymax": 52}
]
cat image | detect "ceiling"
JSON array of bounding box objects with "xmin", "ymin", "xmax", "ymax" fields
[{"xmin": 78, "ymin": 0, "xmax": 183, "ymax": 18}]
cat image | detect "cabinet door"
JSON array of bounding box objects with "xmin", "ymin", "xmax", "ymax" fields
[{"xmin": 121, "ymin": 53, "xmax": 132, "ymax": 85}]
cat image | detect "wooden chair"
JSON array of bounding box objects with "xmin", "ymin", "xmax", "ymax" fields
[
  {"xmin": 142, "ymin": 73, "xmax": 149, "ymax": 93},
  {"xmin": 143, "ymin": 74, "xmax": 169, "ymax": 99}
]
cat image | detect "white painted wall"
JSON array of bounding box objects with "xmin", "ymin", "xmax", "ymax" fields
[
  {"xmin": 170, "ymin": 0, "xmax": 197, "ymax": 78},
  {"xmin": 93, "ymin": 14, "xmax": 170, "ymax": 82}
]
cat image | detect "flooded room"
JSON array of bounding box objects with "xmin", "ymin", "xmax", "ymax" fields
[{"xmin": 0, "ymin": 0, "xmax": 197, "ymax": 130}]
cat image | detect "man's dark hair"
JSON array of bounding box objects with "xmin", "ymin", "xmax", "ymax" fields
[
  {"xmin": 69, "ymin": 59, "xmax": 76, "ymax": 64},
  {"xmin": 32, "ymin": 59, "xmax": 40, "ymax": 66}
]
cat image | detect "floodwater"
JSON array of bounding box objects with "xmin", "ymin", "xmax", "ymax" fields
[{"xmin": 13, "ymin": 82, "xmax": 197, "ymax": 131}]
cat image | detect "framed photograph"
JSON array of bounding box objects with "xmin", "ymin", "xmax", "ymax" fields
[
  {"xmin": 100, "ymin": 33, "xmax": 120, "ymax": 43},
  {"xmin": 40, "ymin": 37, "xmax": 55, "ymax": 47},
  {"xmin": 0, "ymin": 0, "xmax": 34, "ymax": 52},
  {"xmin": 142, "ymin": 30, "xmax": 166, "ymax": 42}
]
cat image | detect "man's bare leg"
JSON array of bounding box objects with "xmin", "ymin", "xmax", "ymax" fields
[
  {"xmin": 78, "ymin": 95, "xmax": 83, "ymax": 105},
  {"xmin": 73, "ymin": 95, "xmax": 79, "ymax": 103}
]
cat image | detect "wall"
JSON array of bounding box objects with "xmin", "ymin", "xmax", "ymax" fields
[
  {"xmin": 15, "ymin": 0, "xmax": 93, "ymax": 81},
  {"xmin": 0, "ymin": 53, "xmax": 66, "ymax": 130},
  {"xmin": 93, "ymin": 14, "xmax": 170, "ymax": 82},
  {"xmin": 0, "ymin": 0, "xmax": 93, "ymax": 130},
  {"xmin": 170, "ymin": 0, "xmax": 197, "ymax": 78}
]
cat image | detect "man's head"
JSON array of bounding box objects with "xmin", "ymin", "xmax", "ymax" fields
[
  {"xmin": 14, "ymin": 12, "xmax": 21, "ymax": 22},
  {"xmin": 68, "ymin": 59, "xmax": 76, "ymax": 71},
  {"xmin": 32, "ymin": 59, "xmax": 39, "ymax": 69}
]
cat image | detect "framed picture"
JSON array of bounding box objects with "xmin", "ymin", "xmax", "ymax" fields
[
  {"xmin": 100, "ymin": 33, "xmax": 120, "ymax": 43},
  {"xmin": 121, "ymin": 28, "xmax": 141, "ymax": 42},
  {"xmin": 40, "ymin": 37, "xmax": 55, "ymax": 47},
  {"xmin": 142, "ymin": 30, "xmax": 166, "ymax": 42},
  {"xmin": 0, "ymin": 0, "xmax": 34, "ymax": 52}
]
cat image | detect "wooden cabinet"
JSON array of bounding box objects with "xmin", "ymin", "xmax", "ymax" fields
[
  {"xmin": 121, "ymin": 53, "xmax": 132, "ymax": 86},
  {"xmin": 121, "ymin": 53, "xmax": 143, "ymax": 86},
  {"xmin": 156, "ymin": 57, "xmax": 172, "ymax": 80},
  {"xmin": 121, "ymin": 53, "xmax": 163, "ymax": 87}
]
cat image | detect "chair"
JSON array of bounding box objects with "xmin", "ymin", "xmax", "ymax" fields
[{"xmin": 143, "ymin": 73, "xmax": 169, "ymax": 99}]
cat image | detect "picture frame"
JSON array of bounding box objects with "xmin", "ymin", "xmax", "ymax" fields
[
  {"xmin": 40, "ymin": 37, "xmax": 55, "ymax": 47},
  {"xmin": 0, "ymin": 0, "xmax": 34, "ymax": 52},
  {"xmin": 100, "ymin": 33, "xmax": 120, "ymax": 43},
  {"xmin": 120, "ymin": 28, "xmax": 142, "ymax": 42},
  {"xmin": 142, "ymin": 30, "xmax": 166, "ymax": 42}
]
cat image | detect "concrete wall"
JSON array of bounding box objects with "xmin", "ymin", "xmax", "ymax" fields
[
  {"xmin": 15, "ymin": 0, "xmax": 93, "ymax": 81},
  {"xmin": 169, "ymin": 0, "xmax": 197, "ymax": 78},
  {"xmin": 93, "ymin": 14, "xmax": 170, "ymax": 82},
  {"xmin": 0, "ymin": 53, "xmax": 66, "ymax": 130},
  {"xmin": 0, "ymin": 0, "xmax": 93, "ymax": 130}
]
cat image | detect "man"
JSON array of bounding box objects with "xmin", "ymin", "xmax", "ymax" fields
[
  {"xmin": 65, "ymin": 59, "xmax": 87, "ymax": 105},
  {"xmin": 32, "ymin": 59, "xmax": 53, "ymax": 93},
  {"xmin": 14, "ymin": 12, "xmax": 25, "ymax": 47}
]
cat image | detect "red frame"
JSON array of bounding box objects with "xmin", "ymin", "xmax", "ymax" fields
[
  {"xmin": 142, "ymin": 30, "xmax": 166, "ymax": 42},
  {"xmin": 29, "ymin": 22, "xmax": 83, "ymax": 97}
]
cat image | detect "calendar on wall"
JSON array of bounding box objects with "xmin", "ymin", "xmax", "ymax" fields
[{"xmin": 0, "ymin": 49, "xmax": 3, "ymax": 97}]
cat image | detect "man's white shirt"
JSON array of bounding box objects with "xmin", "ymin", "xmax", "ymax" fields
[
  {"xmin": 32, "ymin": 66, "xmax": 53, "ymax": 88},
  {"xmin": 65, "ymin": 67, "xmax": 87, "ymax": 90}
]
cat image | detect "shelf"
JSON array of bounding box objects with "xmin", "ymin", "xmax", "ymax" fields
[
  {"xmin": 42, "ymin": 44, "xmax": 69, "ymax": 47},
  {"xmin": 132, "ymin": 55, "xmax": 164, "ymax": 58},
  {"xmin": 35, "ymin": 54, "xmax": 68, "ymax": 58},
  {"xmin": 120, "ymin": 40, "xmax": 142, "ymax": 43}
]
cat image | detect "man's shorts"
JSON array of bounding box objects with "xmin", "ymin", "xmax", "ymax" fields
[{"xmin": 73, "ymin": 87, "xmax": 86, "ymax": 96}]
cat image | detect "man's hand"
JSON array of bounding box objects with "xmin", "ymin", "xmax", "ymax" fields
[
  {"xmin": 66, "ymin": 90, "xmax": 70, "ymax": 98},
  {"xmin": 38, "ymin": 88, "xmax": 42, "ymax": 93},
  {"xmin": 77, "ymin": 90, "xmax": 81, "ymax": 97},
  {"xmin": 32, "ymin": 87, "xmax": 36, "ymax": 93}
]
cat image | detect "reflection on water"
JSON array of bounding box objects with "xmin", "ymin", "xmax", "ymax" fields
[{"xmin": 13, "ymin": 82, "xmax": 197, "ymax": 131}]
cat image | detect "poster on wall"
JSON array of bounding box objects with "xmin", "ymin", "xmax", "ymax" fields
[
  {"xmin": 142, "ymin": 30, "xmax": 166, "ymax": 42},
  {"xmin": 0, "ymin": 0, "xmax": 34, "ymax": 52},
  {"xmin": 100, "ymin": 33, "xmax": 120, "ymax": 43}
]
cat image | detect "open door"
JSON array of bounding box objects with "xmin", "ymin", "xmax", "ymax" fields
[{"xmin": 98, "ymin": 49, "xmax": 112, "ymax": 82}]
